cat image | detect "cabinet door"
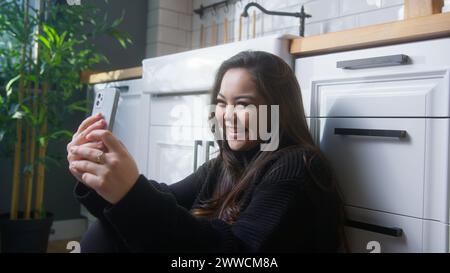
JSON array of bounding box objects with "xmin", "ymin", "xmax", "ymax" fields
[
  {"xmin": 300, "ymin": 69, "xmax": 450, "ymax": 118},
  {"xmin": 150, "ymin": 93, "xmax": 211, "ymax": 127},
  {"xmin": 314, "ymin": 117, "xmax": 426, "ymax": 218},
  {"xmin": 147, "ymin": 125, "xmax": 214, "ymax": 184}
]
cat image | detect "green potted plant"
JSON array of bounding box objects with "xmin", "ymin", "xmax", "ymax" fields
[{"xmin": 0, "ymin": 0, "xmax": 131, "ymax": 252}]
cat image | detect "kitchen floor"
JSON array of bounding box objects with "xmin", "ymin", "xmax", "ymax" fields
[{"xmin": 47, "ymin": 238, "xmax": 81, "ymax": 253}]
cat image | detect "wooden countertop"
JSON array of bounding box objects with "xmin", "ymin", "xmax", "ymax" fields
[
  {"xmin": 81, "ymin": 66, "xmax": 142, "ymax": 84},
  {"xmin": 290, "ymin": 12, "xmax": 450, "ymax": 57}
]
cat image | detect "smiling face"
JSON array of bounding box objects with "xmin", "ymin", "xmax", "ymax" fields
[{"xmin": 215, "ymin": 68, "xmax": 266, "ymax": 151}]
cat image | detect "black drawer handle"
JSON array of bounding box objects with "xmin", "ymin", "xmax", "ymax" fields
[
  {"xmin": 346, "ymin": 220, "xmax": 403, "ymax": 237},
  {"xmin": 335, "ymin": 128, "xmax": 407, "ymax": 138},
  {"xmin": 116, "ymin": 86, "xmax": 129, "ymax": 93},
  {"xmin": 337, "ymin": 54, "xmax": 410, "ymax": 70}
]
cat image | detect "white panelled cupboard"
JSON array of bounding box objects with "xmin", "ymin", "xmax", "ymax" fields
[{"xmin": 296, "ymin": 38, "xmax": 450, "ymax": 252}]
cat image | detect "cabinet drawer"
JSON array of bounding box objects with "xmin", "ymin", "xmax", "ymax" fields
[
  {"xmin": 150, "ymin": 93, "xmax": 211, "ymax": 127},
  {"xmin": 345, "ymin": 206, "xmax": 450, "ymax": 253},
  {"xmin": 315, "ymin": 118, "xmax": 426, "ymax": 218},
  {"xmin": 297, "ymin": 38, "xmax": 450, "ymax": 81},
  {"xmin": 345, "ymin": 206, "xmax": 422, "ymax": 253},
  {"xmin": 295, "ymin": 38, "xmax": 450, "ymax": 117},
  {"xmin": 311, "ymin": 70, "xmax": 450, "ymax": 117}
]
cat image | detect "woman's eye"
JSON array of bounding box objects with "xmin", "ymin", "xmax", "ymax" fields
[
  {"xmin": 236, "ymin": 102, "xmax": 250, "ymax": 107},
  {"xmin": 216, "ymin": 101, "xmax": 226, "ymax": 107}
]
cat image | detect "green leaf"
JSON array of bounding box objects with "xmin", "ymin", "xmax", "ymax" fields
[
  {"xmin": 43, "ymin": 24, "xmax": 55, "ymax": 43},
  {"xmin": 12, "ymin": 111, "xmax": 24, "ymax": 119},
  {"xmin": 6, "ymin": 74, "xmax": 20, "ymax": 97},
  {"xmin": 59, "ymin": 31, "xmax": 67, "ymax": 47},
  {"xmin": 49, "ymin": 130, "xmax": 73, "ymax": 140},
  {"xmin": 38, "ymin": 35, "xmax": 50, "ymax": 49},
  {"xmin": 0, "ymin": 130, "xmax": 5, "ymax": 142},
  {"xmin": 38, "ymin": 136, "xmax": 46, "ymax": 146}
]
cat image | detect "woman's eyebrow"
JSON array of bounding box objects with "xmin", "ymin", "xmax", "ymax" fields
[
  {"xmin": 234, "ymin": 95, "xmax": 255, "ymax": 100},
  {"xmin": 217, "ymin": 93, "xmax": 256, "ymax": 100}
]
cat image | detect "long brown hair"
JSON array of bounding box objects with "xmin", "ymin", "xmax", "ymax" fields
[{"xmin": 191, "ymin": 51, "xmax": 345, "ymax": 247}]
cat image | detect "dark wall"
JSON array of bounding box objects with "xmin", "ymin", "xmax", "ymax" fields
[{"xmin": 91, "ymin": 0, "xmax": 148, "ymax": 71}]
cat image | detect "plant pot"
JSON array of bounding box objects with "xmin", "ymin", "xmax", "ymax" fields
[{"xmin": 0, "ymin": 212, "xmax": 53, "ymax": 253}]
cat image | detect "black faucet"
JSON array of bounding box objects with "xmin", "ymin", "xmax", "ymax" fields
[{"xmin": 241, "ymin": 2, "xmax": 311, "ymax": 37}]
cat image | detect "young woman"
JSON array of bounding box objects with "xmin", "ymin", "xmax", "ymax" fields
[{"xmin": 67, "ymin": 51, "xmax": 344, "ymax": 253}]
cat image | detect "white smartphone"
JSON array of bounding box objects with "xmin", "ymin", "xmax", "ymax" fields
[{"xmin": 91, "ymin": 88, "xmax": 120, "ymax": 131}]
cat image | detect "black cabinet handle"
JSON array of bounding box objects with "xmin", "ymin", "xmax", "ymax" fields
[
  {"xmin": 336, "ymin": 54, "xmax": 410, "ymax": 70},
  {"xmin": 334, "ymin": 128, "xmax": 407, "ymax": 138},
  {"xmin": 193, "ymin": 140, "xmax": 203, "ymax": 171},
  {"xmin": 346, "ymin": 220, "xmax": 403, "ymax": 237},
  {"xmin": 116, "ymin": 86, "xmax": 129, "ymax": 93}
]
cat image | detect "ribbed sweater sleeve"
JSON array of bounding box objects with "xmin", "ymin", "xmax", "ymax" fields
[
  {"xmin": 77, "ymin": 148, "xmax": 329, "ymax": 252},
  {"xmin": 74, "ymin": 162, "xmax": 210, "ymax": 219}
]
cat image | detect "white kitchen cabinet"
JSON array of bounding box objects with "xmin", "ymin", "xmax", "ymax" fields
[
  {"xmin": 147, "ymin": 125, "xmax": 217, "ymax": 184},
  {"xmin": 296, "ymin": 38, "xmax": 450, "ymax": 252},
  {"xmin": 144, "ymin": 91, "xmax": 218, "ymax": 183}
]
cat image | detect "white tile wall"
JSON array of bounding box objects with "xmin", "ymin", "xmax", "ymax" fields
[
  {"xmin": 189, "ymin": 0, "xmax": 405, "ymax": 49},
  {"xmin": 146, "ymin": 0, "xmax": 193, "ymax": 57},
  {"xmin": 146, "ymin": 0, "xmax": 422, "ymax": 56}
]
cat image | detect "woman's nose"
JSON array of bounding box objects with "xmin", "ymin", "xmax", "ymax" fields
[{"xmin": 223, "ymin": 105, "xmax": 236, "ymax": 124}]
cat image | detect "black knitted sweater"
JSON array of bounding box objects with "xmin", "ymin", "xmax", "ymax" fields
[{"xmin": 74, "ymin": 145, "xmax": 341, "ymax": 253}]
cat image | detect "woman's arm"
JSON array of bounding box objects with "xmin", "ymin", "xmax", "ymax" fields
[
  {"xmin": 71, "ymin": 129, "xmax": 339, "ymax": 252},
  {"xmin": 74, "ymin": 161, "xmax": 210, "ymax": 219}
]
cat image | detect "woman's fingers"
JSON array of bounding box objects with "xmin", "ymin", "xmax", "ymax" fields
[
  {"xmin": 67, "ymin": 142, "xmax": 104, "ymax": 162},
  {"xmin": 67, "ymin": 119, "xmax": 106, "ymax": 155},
  {"xmin": 84, "ymin": 141, "xmax": 105, "ymax": 150},
  {"xmin": 71, "ymin": 160, "xmax": 103, "ymax": 175},
  {"xmin": 86, "ymin": 130, "xmax": 122, "ymax": 154},
  {"xmin": 80, "ymin": 173, "xmax": 102, "ymax": 189},
  {"xmin": 70, "ymin": 146, "xmax": 104, "ymax": 164},
  {"xmin": 72, "ymin": 119, "xmax": 106, "ymax": 146},
  {"xmin": 76, "ymin": 113, "xmax": 102, "ymax": 135}
]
